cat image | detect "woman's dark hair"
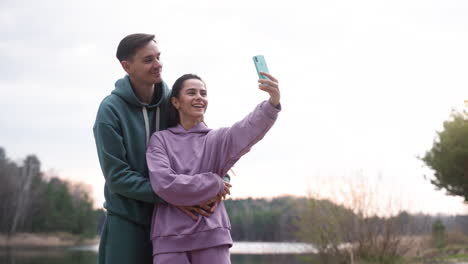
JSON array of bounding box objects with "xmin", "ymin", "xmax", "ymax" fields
[
  {"xmin": 168, "ymin": 74, "xmax": 205, "ymax": 127},
  {"xmin": 116, "ymin": 33, "xmax": 156, "ymax": 61}
]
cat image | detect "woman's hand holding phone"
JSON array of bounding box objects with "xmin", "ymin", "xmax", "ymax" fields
[{"xmin": 258, "ymin": 72, "xmax": 280, "ymax": 107}]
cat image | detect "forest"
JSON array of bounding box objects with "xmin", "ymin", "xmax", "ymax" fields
[
  {"xmin": 0, "ymin": 147, "xmax": 104, "ymax": 238},
  {"xmin": 1, "ymin": 146, "xmax": 467, "ymax": 246}
]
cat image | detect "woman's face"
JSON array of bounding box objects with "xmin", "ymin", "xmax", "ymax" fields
[{"xmin": 171, "ymin": 78, "xmax": 208, "ymax": 123}]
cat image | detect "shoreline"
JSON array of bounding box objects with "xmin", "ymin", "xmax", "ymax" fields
[{"xmin": 0, "ymin": 232, "xmax": 99, "ymax": 248}]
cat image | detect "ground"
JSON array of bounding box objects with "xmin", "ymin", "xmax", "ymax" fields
[{"xmin": 0, "ymin": 232, "xmax": 99, "ymax": 247}]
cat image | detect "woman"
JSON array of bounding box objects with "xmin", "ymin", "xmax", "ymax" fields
[{"xmin": 146, "ymin": 72, "xmax": 281, "ymax": 264}]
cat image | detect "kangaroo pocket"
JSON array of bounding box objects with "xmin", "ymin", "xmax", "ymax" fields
[{"xmin": 151, "ymin": 203, "xmax": 230, "ymax": 239}]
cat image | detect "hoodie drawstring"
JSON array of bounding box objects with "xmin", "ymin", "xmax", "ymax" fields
[
  {"xmin": 143, "ymin": 106, "xmax": 161, "ymax": 146},
  {"xmin": 142, "ymin": 107, "xmax": 150, "ymax": 146},
  {"xmin": 155, "ymin": 107, "xmax": 160, "ymax": 133}
]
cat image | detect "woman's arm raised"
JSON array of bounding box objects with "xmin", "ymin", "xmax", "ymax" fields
[{"xmin": 210, "ymin": 73, "xmax": 281, "ymax": 176}]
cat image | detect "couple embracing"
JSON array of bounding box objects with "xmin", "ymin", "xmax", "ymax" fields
[{"xmin": 93, "ymin": 33, "xmax": 281, "ymax": 264}]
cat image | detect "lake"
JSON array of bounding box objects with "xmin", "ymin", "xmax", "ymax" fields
[{"xmin": 0, "ymin": 242, "xmax": 318, "ymax": 264}]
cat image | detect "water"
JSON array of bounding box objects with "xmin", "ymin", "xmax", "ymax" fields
[
  {"xmin": 0, "ymin": 242, "xmax": 317, "ymax": 264},
  {"xmin": 71, "ymin": 241, "xmax": 317, "ymax": 254}
]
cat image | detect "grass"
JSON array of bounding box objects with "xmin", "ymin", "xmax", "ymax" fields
[
  {"xmin": 0, "ymin": 232, "xmax": 99, "ymax": 248},
  {"xmin": 358, "ymin": 256, "xmax": 411, "ymax": 264},
  {"xmin": 407, "ymin": 244, "xmax": 468, "ymax": 264}
]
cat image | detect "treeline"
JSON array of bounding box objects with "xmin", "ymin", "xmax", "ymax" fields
[
  {"xmin": 0, "ymin": 147, "xmax": 104, "ymax": 237},
  {"xmin": 2, "ymin": 145, "xmax": 467, "ymax": 245},
  {"xmin": 224, "ymin": 196, "xmax": 468, "ymax": 242},
  {"xmin": 224, "ymin": 196, "xmax": 305, "ymax": 241}
]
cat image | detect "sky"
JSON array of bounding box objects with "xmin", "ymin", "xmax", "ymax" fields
[{"xmin": 1, "ymin": 0, "xmax": 467, "ymax": 215}]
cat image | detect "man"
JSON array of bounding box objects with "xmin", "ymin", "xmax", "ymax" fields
[{"xmin": 93, "ymin": 33, "xmax": 222, "ymax": 264}]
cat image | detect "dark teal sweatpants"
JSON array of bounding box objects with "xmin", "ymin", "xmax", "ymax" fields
[{"xmin": 98, "ymin": 212, "xmax": 153, "ymax": 264}]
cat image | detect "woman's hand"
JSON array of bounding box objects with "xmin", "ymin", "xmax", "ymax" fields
[{"xmin": 258, "ymin": 72, "xmax": 280, "ymax": 107}]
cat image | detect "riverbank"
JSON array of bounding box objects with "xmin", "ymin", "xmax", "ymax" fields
[{"xmin": 0, "ymin": 232, "xmax": 99, "ymax": 248}]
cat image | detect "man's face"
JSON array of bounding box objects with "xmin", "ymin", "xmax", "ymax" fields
[{"xmin": 122, "ymin": 41, "xmax": 162, "ymax": 86}]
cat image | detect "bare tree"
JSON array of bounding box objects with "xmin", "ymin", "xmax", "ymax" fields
[
  {"xmin": 296, "ymin": 174, "xmax": 417, "ymax": 263},
  {"xmin": 10, "ymin": 155, "xmax": 40, "ymax": 234}
]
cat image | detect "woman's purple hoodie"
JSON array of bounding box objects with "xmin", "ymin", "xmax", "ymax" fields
[{"xmin": 146, "ymin": 100, "xmax": 280, "ymax": 255}]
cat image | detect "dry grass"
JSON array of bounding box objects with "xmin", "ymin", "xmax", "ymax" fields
[
  {"xmin": 401, "ymin": 235, "xmax": 432, "ymax": 258},
  {"xmin": 401, "ymin": 233, "xmax": 468, "ymax": 264},
  {"xmin": 446, "ymin": 231, "xmax": 468, "ymax": 246}
]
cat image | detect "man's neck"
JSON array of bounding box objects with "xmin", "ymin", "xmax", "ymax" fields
[{"xmin": 129, "ymin": 76, "xmax": 154, "ymax": 104}]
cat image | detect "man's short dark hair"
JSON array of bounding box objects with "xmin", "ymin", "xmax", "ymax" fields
[{"xmin": 116, "ymin": 33, "xmax": 156, "ymax": 61}]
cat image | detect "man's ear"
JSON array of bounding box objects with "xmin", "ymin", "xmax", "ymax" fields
[
  {"xmin": 171, "ymin": 97, "xmax": 180, "ymax": 110},
  {"xmin": 121, "ymin": 60, "xmax": 131, "ymax": 74}
]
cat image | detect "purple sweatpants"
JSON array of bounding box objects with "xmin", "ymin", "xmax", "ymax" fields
[{"xmin": 153, "ymin": 245, "xmax": 230, "ymax": 264}]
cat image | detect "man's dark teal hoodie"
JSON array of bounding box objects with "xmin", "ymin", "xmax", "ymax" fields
[{"xmin": 93, "ymin": 75, "xmax": 170, "ymax": 226}]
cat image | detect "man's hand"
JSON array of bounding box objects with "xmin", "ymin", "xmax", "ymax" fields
[
  {"xmin": 176, "ymin": 182, "xmax": 232, "ymax": 221},
  {"xmin": 199, "ymin": 194, "xmax": 222, "ymax": 213},
  {"xmin": 175, "ymin": 205, "xmax": 211, "ymax": 221},
  {"xmin": 222, "ymin": 181, "xmax": 232, "ymax": 199},
  {"xmin": 198, "ymin": 181, "xmax": 232, "ymax": 213}
]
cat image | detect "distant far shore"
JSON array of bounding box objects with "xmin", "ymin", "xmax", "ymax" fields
[{"xmin": 0, "ymin": 232, "xmax": 99, "ymax": 248}]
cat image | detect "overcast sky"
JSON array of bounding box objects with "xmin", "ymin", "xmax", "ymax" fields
[{"xmin": 1, "ymin": 0, "xmax": 467, "ymax": 215}]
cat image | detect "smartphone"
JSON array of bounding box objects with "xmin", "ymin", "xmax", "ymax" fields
[{"xmin": 253, "ymin": 55, "xmax": 270, "ymax": 80}]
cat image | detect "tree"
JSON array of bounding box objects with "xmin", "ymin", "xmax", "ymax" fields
[
  {"xmin": 432, "ymin": 219, "xmax": 446, "ymax": 249},
  {"xmin": 10, "ymin": 155, "xmax": 41, "ymax": 234},
  {"xmin": 0, "ymin": 148, "xmax": 18, "ymax": 233},
  {"xmin": 422, "ymin": 109, "xmax": 468, "ymax": 202}
]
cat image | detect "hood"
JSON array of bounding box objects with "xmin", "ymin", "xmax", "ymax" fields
[
  {"xmin": 112, "ymin": 75, "xmax": 170, "ymax": 109},
  {"xmin": 167, "ymin": 122, "xmax": 211, "ymax": 135}
]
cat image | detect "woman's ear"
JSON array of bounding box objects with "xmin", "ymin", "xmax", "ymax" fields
[{"xmin": 171, "ymin": 97, "xmax": 180, "ymax": 110}]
